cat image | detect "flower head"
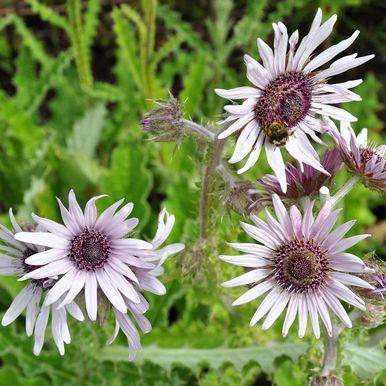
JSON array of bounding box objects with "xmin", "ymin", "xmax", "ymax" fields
[
  {"xmin": 328, "ymin": 120, "xmax": 386, "ymax": 192},
  {"xmin": 141, "ymin": 95, "xmax": 184, "ymax": 142},
  {"xmin": 0, "ymin": 210, "xmax": 84, "ymax": 356},
  {"xmin": 219, "ymin": 194, "xmax": 373, "ymax": 337},
  {"xmin": 253, "ymin": 148, "xmax": 342, "ymax": 208},
  {"xmin": 215, "ymin": 9, "xmax": 373, "ymax": 192},
  {"xmin": 107, "ymin": 209, "xmax": 184, "ymax": 360},
  {"xmin": 15, "ymin": 191, "xmax": 183, "ymax": 360}
]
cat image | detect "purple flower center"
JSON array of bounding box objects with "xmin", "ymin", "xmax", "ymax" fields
[
  {"xmin": 254, "ymin": 72, "xmax": 313, "ymax": 143},
  {"xmin": 22, "ymin": 249, "xmax": 55, "ymax": 289},
  {"xmin": 360, "ymin": 147, "xmax": 386, "ymax": 172},
  {"xmin": 69, "ymin": 229, "xmax": 111, "ymax": 271},
  {"xmin": 273, "ymin": 239, "xmax": 330, "ymax": 293}
]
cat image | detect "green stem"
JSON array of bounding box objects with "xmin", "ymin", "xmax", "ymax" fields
[
  {"xmin": 199, "ymin": 137, "xmax": 226, "ymax": 241},
  {"xmin": 321, "ymin": 321, "xmax": 339, "ymax": 377},
  {"xmin": 183, "ymin": 119, "xmax": 216, "ymax": 141},
  {"xmin": 66, "ymin": 0, "xmax": 93, "ymax": 90}
]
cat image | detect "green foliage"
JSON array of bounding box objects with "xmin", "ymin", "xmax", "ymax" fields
[
  {"xmin": 100, "ymin": 135, "xmax": 153, "ymax": 229},
  {"xmin": 100, "ymin": 342, "xmax": 309, "ymax": 374}
]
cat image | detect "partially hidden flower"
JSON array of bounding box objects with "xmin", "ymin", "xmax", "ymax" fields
[
  {"xmin": 14, "ymin": 191, "xmax": 184, "ymax": 360},
  {"xmin": 219, "ymin": 194, "xmax": 373, "ymax": 338},
  {"xmin": 107, "ymin": 209, "xmax": 185, "ymax": 360},
  {"xmin": 252, "ymin": 148, "xmax": 342, "ymax": 208},
  {"xmin": 0, "ymin": 210, "xmax": 84, "ymax": 356},
  {"xmin": 141, "ymin": 95, "xmax": 184, "ymax": 142},
  {"xmin": 328, "ymin": 119, "xmax": 386, "ymax": 192},
  {"xmin": 215, "ymin": 8, "xmax": 373, "ymax": 192}
]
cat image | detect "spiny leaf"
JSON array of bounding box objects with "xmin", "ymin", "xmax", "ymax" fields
[
  {"xmin": 152, "ymin": 34, "xmax": 185, "ymax": 69},
  {"xmin": 25, "ymin": 0, "xmax": 70, "ymax": 33},
  {"xmin": 12, "ymin": 16, "xmax": 50, "ymax": 65},
  {"xmin": 100, "ymin": 343, "xmax": 308, "ymax": 374},
  {"xmin": 84, "ymin": 0, "xmax": 101, "ymax": 48},
  {"xmin": 157, "ymin": 4, "xmax": 208, "ymax": 53},
  {"xmin": 342, "ymin": 343, "xmax": 386, "ymax": 380},
  {"xmin": 67, "ymin": 0, "xmax": 93, "ymax": 89},
  {"xmin": 27, "ymin": 50, "xmax": 72, "ymax": 115},
  {"xmin": 112, "ymin": 7, "xmax": 142, "ymax": 91},
  {"xmin": 84, "ymin": 82, "xmax": 124, "ymax": 102}
]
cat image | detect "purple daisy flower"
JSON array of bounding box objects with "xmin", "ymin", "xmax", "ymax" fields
[
  {"xmin": 107, "ymin": 209, "xmax": 184, "ymax": 360},
  {"xmin": 328, "ymin": 119, "xmax": 386, "ymax": 192},
  {"xmin": 14, "ymin": 191, "xmax": 183, "ymax": 360},
  {"xmin": 215, "ymin": 9, "xmax": 373, "ymax": 192},
  {"xmin": 0, "ymin": 210, "xmax": 84, "ymax": 356},
  {"xmin": 219, "ymin": 194, "xmax": 373, "ymax": 337},
  {"xmin": 252, "ymin": 148, "xmax": 343, "ymax": 208}
]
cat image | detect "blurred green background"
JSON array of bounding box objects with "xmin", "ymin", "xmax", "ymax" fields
[{"xmin": 0, "ymin": 0, "xmax": 385, "ymax": 385}]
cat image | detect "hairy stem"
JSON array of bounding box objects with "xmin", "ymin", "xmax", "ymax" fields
[
  {"xmin": 183, "ymin": 119, "xmax": 216, "ymax": 141},
  {"xmin": 216, "ymin": 164, "xmax": 236, "ymax": 188},
  {"xmin": 329, "ymin": 175, "xmax": 360, "ymax": 207},
  {"xmin": 200, "ymin": 136, "xmax": 226, "ymax": 241},
  {"xmin": 321, "ymin": 310, "xmax": 362, "ymax": 377},
  {"xmin": 321, "ymin": 320, "xmax": 339, "ymax": 377}
]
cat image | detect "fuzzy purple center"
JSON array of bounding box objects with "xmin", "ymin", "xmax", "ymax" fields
[
  {"xmin": 360, "ymin": 147, "xmax": 386, "ymax": 172},
  {"xmin": 254, "ymin": 72, "xmax": 313, "ymax": 133},
  {"xmin": 22, "ymin": 249, "xmax": 55, "ymax": 289},
  {"xmin": 273, "ymin": 239, "xmax": 330, "ymax": 293},
  {"xmin": 69, "ymin": 229, "xmax": 111, "ymax": 271}
]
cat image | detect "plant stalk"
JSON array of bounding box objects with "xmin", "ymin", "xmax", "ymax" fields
[
  {"xmin": 199, "ymin": 135, "xmax": 226, "ymax": 241},
  {"xmin": 321, "ymin": 322, "xmax": 339, "ymax": 377},
  {"xmin": 182, "ymin": 119, "xmax": 216, "ymax": 141},
  {"xmin": 329, "ymin": 175, "xmax": 360, "ymax": 208}
]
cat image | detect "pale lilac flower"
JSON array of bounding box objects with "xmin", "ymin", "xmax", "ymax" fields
[
  {"xmin": 372, "ymin": 272, "xmax": 386, "ymax": 299},
  {"xmin": 107, "ymin": 209, "xmax": 184, "ymax": 360},
  {"xmin": 328, "ymin": 119, "xmax": 386, "ymax": 192},
  {"xmin": 0, "ymin": 210, "xmax": 83, "ymax": 356},
  {"xmin": 15, "ymin": 191, "xmax": 184, "ymax": 360},
  {"xmin": 219, "ymin": 194, "xmax": 373, "ymax": 338},
  {"xmin": 215, "ymin": 9, "xmax": 373, "ymax": 192},
  {"xmin": 253, "ymin": 148, "xmax": 342, "ymax": 208}
]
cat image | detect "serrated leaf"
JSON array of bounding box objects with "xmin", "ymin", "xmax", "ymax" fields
[
  {"xmin": 12, "ymin": 16, "xmax": 50, "ymax": 64},
  {"xmin": 84, "ymin": 0, "xmax": 101, "ymax": 48},
  {"xmin": 100, "ymin": 137, "xmax": 152, "ymax": 228},
  {"xmin": 27, "ymin": 50, "xmax": 72, "ymax": 115},
  {"xmin": 100, "ymin": 343, "xmax": 308, "ymax": 374},
  {"xmin": 67, "ymin": 103, "xmax": 107, "ymax": 158},
  {"xmin": 26, "ymin": 0, "xmax": 70, "ymax": 32}
]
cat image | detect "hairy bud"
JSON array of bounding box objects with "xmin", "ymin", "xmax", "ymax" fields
[
  {"xmin": 357, "ymin": 258, "xmax": 386, "ymax": 302},
  {"xmin": 226, "ymin": 183, "xmax": 256, "ymax": 217},
  {"xmin": 360, "ymin": 304, "xmax": 385, "ymax": 329},
  {"xmin": 141, "ymin": 95, "xmax": 184, "ymax": 142}
]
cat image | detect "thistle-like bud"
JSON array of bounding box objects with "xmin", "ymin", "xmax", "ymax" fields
[
  {"xmin": 252, "ymin": 148, "xmax": 342, "ymax": 210},
  {"xmin": 226, "ymin": 183, "xmax": 256, "ymax": 217},
  {"xmin": 141, "ymin": 95, "xmax": 184, "ymax": 142},
  {"xmin": 309, "ymin": 376, "xmax": 343, "ymax": 386},
  {"xmin": 357, "ymin": 258, "xmax": 386, "ymax": 302},
  {"xmin": 359, "ymin": 304, "xmax": 385, "ymax": 329}
]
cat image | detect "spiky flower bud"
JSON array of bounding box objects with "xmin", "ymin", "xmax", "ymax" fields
[
  {"xmin": 226, "ymin": 183, "xmax": 256, "ymax": 217},
  {"xmin": 359, "ymin": 304, "xmax": 385, "ymax": 329},
  {"xmin": 357, "ymin": 258, "xmax": 386, "ymax": 303},
  {"xmin": 141, "ymin": 95, "xmax": 184, "ymax": 142}
]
